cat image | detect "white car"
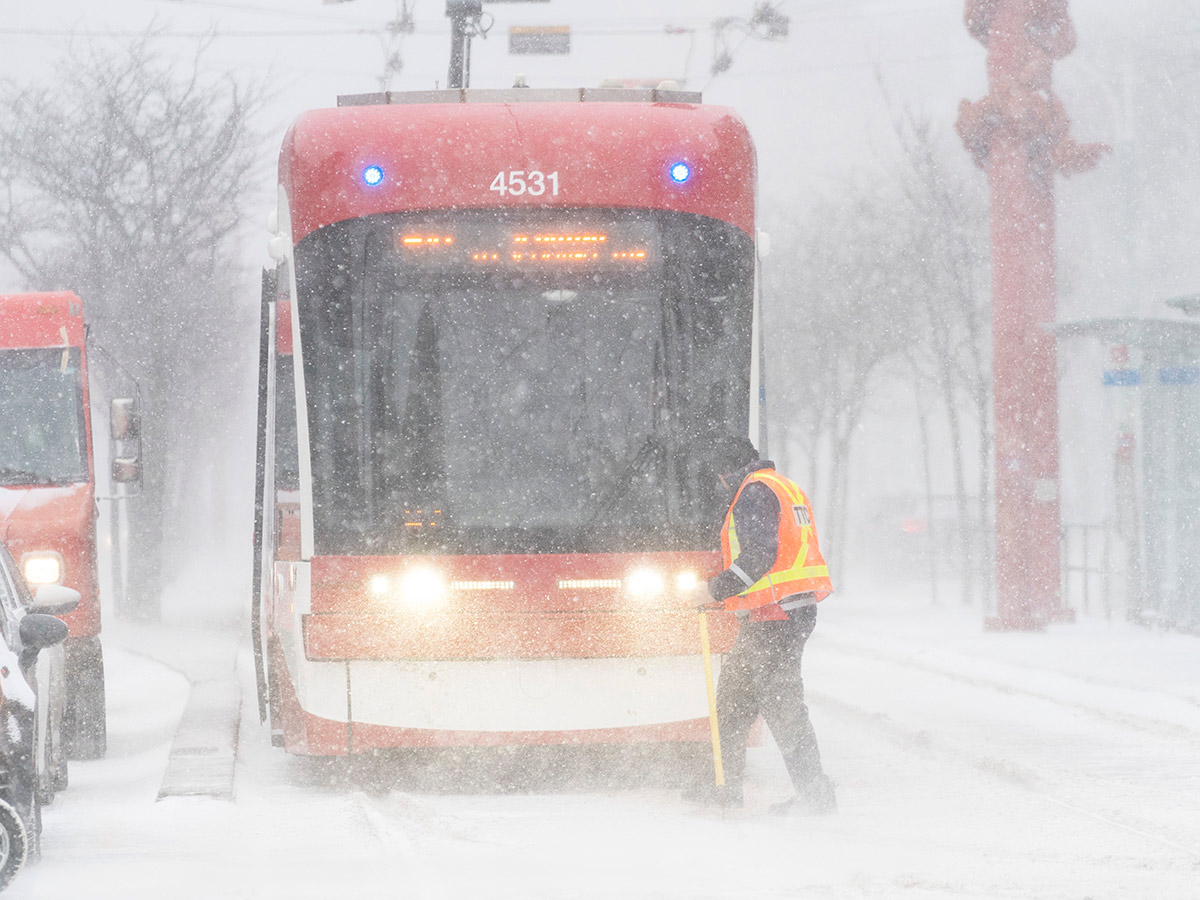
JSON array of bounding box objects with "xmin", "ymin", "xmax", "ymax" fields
[{"xmin": 0, "ymin": 540, "xmax": 75, "ymax": 890}]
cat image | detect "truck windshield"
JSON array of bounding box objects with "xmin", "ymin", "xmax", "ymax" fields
[
  {"xmin": 0, "ymin": 347, "xmax": 89, "ymax": 485},
  {"xmin": 294, "ymin": 208, "xmax": 754, "ymax": 555}
]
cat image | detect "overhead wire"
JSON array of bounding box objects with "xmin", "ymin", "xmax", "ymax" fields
[
  {"xmin": 0, "ymin": 27, "xmax": 379, "ymax": 39},
  {"xmin": 137, "ymin": 0, "xmax": 384, "ymax": 25},
  {"xmin": 0, "ymin": 0, "xmax": 990, "ymax": 91},
  {"xmin": 0, "ymin": 1, "xmax": 957, "ymax": 42}
]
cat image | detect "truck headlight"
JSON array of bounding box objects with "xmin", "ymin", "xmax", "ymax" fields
[{"xmin": 21, "ymin": 551, "xmax": 64, "ymax": 586}]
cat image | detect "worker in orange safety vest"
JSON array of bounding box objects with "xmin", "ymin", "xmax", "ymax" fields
[{"xmin": 682, "ymin": 435, "xmax": 837, "ymax": 814}]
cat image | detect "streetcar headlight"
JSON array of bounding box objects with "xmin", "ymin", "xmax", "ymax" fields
[
  {"xmin": 676, "ymin": 570, "xmax": 699, "ymax": 592},
  {"xmin": 399, "ymin": 566, "xmax": 448, "ymax": 609},
  {"xmin": 626, "ymin": 567, "xmax": 665, "ymax": 600},
  {"xmin": 368, "ymin": 574, "xmax": 391, "ymax": 596},
  {"xmin": 21, "ymin": 551, "xmax": 64, "ymax": 586}
]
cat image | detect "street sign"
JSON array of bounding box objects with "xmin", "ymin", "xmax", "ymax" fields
[
  {"xmin": 1102, "ymin": 369, "xmax": 1141, "ymax": 387},
  {"xmin": 1159, "ymin": 366, "xmax": 1200, "ymax": 385}
]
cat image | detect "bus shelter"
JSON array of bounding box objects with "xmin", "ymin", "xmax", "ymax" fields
[{"xmin": 1056, "ymin": 315, "xmax": 1200, "ymax": 632}]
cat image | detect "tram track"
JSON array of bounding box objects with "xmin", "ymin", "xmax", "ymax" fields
[
  {"xmin": 348, "ymin": 791, "xmax": 437, "ymax": 895},
  {"xmin": 808, "ymin": 636, "xmax": 1200, "ymax": 862},
  {"xmin": 812, "ymin": 689, "xmax": 1200, "ymax": 862},
  {"xmin": 817, "ymin": 632, "xmax": 1200, "ymax": 748}
]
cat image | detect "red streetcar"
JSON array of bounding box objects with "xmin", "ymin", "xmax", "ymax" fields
[{"xmin": 253, "ymin": 86, "xmax": 764, "ymax": 756}]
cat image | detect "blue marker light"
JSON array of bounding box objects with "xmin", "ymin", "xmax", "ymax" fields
[
  {"xmin": 362, "ymin": 165, "xmax": 385, "ymax": 187},
  {"xmin": 668, "ymin": 161, "xmax": 691, "ymax": 184}
]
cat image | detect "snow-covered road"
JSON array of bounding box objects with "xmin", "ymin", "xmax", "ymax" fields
[{"xmin": 8, "ymin": 588, "xmax": 1199, "ymax": 900}]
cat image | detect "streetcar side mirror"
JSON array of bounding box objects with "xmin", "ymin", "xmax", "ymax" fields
[{"xmin": 756, "ymin": 230, "xmax": 771, "ymax": 260}]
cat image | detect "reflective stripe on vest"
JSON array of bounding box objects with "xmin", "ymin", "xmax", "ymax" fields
[{"xmin": 719, "ymin": 469, "xmax": 833, "ymax": 611}]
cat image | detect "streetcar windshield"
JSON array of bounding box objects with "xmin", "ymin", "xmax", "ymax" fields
[
  {"xmin": 294, "ymin": 209, "xmax": 754, "ymax": 555},
  {"xmin": 0, "ymin": 347, "xmax": 89, "ymax": 485}
]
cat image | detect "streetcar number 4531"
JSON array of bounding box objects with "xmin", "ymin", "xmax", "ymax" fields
[{"xmin": 490, "ymin": 170, "xmax": 560, "ymax": 197}]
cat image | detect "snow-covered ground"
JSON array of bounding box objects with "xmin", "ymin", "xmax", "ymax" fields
[{"xmin": 8, "ymin": 586, "xmax": 1199, "ymax": 900}]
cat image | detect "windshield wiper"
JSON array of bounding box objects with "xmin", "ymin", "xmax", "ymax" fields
[{"xmin": 586, "ymin": 435, "xmax": 666, "ymax": 526}]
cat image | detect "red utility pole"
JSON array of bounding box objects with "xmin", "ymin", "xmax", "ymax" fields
[{"xmin": 956, "ymin": 0, "xmax": 1107, "ymax": 630}]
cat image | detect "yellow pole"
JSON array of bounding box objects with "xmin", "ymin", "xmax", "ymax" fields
[{"xmin": 698, "ymin": 610, "xmax": 725, "ymax": 786}]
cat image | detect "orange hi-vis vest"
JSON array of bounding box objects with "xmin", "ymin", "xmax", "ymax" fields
[{"xmin": 719, "ymin": 468, "xmax": 833, "ymax": 612}]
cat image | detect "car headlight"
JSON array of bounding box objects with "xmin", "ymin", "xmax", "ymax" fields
[
  {"xmin": 21, "ymin": 551, "xmax": 64, "ymax": 586},
  {"xmin": 625, "ymin": 567, "xmax": 665, "ymax": 600}
]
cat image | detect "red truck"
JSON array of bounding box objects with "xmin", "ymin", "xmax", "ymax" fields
[{"xmin": 0, "ymin": 291, "xmax": 140, "ymax": 758}]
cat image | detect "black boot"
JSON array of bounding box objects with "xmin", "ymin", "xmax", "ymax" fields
[
  {"xmin": 769, "ymin": 773, "xmax": 837, "ymax": 816},
  {"xmin": 682, "ymin": 780, "xmax": 744, "ymax": 809}
]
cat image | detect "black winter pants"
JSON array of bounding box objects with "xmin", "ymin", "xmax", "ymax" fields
[{"xmin": 714, "ymin": 603, "xmax": 824, "ymax": 790}]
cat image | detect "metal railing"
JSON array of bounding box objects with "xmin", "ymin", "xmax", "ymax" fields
[{"xmin": 1061, "ymin": 523, "xmax": 1119, "ymax": 620}]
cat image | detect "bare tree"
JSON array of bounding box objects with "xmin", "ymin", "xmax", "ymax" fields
[
  {"xmin": 762, "ymin": 120, "xmax": 989, "ymax": 599},
  {"xmin": 0, "ymin": 30, "xmax": 263, "ymax": 619},
  {"xmin": 888, "ymin": 112, "xmax": 992, "ymax": 605},
  {"xmin": 763, "ymin": 177, "xmax": 913, "ymax": 578}
]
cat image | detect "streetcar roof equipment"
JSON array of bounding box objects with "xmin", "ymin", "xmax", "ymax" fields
[{"xmin": 337, "ymin": 87, "xmax": 703, "ymax": 107}]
